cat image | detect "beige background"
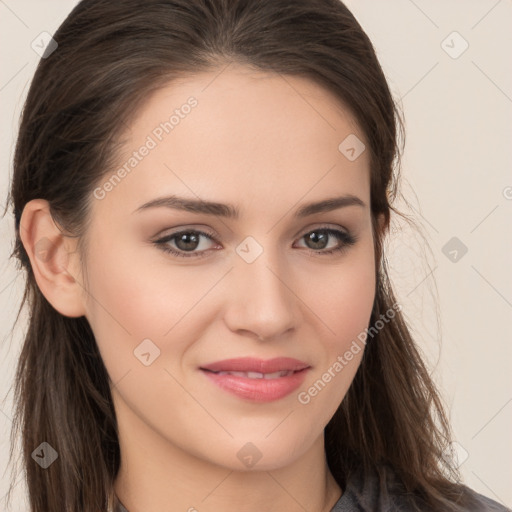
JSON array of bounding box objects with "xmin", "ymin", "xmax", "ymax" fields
[{"xmin": 1, "ymin": 0, "xmax": 511, "ymax": 509}]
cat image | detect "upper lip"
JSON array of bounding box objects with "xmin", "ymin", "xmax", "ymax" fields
[{"xmin": 200, "ymin": 357, "xmax": 310, "ymax": 373}]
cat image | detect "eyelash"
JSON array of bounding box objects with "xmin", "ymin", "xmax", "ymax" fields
[{"xmin": 153, "ymin": 225, "xmax": 358, "ymax": 259}]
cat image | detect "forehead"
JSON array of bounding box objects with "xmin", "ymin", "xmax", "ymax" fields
[{"xmin": 95, "ymin": 64, "xmax": 370, "ymax": 219}]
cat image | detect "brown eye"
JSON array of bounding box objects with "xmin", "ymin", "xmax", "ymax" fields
[
  {"xmin": 296, "ymin": 228, "xmax": 357, "ymax": 255},
  {"xmin": 154, "ymin": 229, "xmax": 218, "ymax": 258}
]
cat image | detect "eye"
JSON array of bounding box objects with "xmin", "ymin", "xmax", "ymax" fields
[
  {"xmin": 153, "ymin": 229, "xmax": 219, "ymax": 259},
  {"xmin": 294, "ymin": 227, "xmax": 357, "ymax": 255},
  {"xmin": 153, "ymin": 226, "xmax": 358, "ymax": 259}
]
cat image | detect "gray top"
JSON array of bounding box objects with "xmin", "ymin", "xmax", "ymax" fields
[
  {"xmin": 329, "ymin": 464, "xmax": 510, "ymax": 511},
  {"xmin": 113, "ymin": 465, "xmax": 511, "ymax": 512}
]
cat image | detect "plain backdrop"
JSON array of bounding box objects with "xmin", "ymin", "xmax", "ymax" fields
[{"xmin": 1, "ymin": 0, "xmax": 511, "ymax": 510}]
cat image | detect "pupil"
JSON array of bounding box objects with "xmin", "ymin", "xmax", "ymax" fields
[
  {"xmin": 176, "ymin": 233, "xmax": 199, "ymax": 251},
  {"xmin": 308, "ymin": 231, "xmax": 327, "ymax": 249}
]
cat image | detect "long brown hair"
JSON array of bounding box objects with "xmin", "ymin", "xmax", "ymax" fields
[{"xmin": 4, "ymin": 0, "xmax": 479, "ymax": 510}]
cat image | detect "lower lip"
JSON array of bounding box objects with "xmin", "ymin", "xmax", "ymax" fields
[{"xmin": 201, "ymin": 368, "xmax": 309, "ymax": 402}]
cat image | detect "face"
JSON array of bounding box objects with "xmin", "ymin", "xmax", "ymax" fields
[{"xmin": 80, "ymin": 64, "xmax": 377, "ymax": 471}]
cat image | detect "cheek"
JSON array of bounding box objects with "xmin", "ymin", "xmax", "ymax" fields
[
  {"xmin": 81, "ymin": 234, "xmax": 201, "ymax": 376},
  {"xmin": 333, "ymin": 265, "xmax": 375, "ymax": 348},
  {"xmin": 305, "ymin": 237, "xmax": 376, "ymax": 348},
  {"xmin": 291, "ymin": 261, "xmax": 375, "ymax": 434},
  {"xmin": 297, "ymin": 237, "xmax": 376, "ymax": 401}
]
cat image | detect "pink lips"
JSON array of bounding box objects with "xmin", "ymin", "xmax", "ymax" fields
[
  {"xmin": 200, "ymin": 357, "xmax": 310, "ymax": 402},
  {"xmin": 201, "ymin": 357, "xmax": 310, "ymax": 373}
]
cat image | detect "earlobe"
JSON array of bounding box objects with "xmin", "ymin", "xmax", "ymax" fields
[{"xmin": 19, "ymin": 199, "xmax": 87, "ymax": 318}]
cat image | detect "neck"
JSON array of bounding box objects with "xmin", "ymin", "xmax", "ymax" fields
[{"xmin": 113, "ymin": 395, "xmax": 342, "ymax": 512}]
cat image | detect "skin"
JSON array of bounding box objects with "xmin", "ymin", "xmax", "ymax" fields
[{"xmin": 20, "ymin": 63, "xmax": 385, "ymax": 512}]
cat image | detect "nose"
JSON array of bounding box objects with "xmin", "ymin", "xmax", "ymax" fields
[{"xmin": 223, "ymin": 248, "xmax": 299, "ymax": 342}]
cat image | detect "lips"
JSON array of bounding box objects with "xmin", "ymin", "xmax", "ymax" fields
[
  {"xmin": 200, "ymin": 357, "xmax": 311, "ymax": 402},
  {"xmin": 213, "ymin": 370, "xmax": 293, "ymax": 379},
  {"xmin": 200, "ymin": 357, "xmax": 310, "ymax": 374}
]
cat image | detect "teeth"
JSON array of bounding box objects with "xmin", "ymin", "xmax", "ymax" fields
[
  {"xmin": 264, "ymin": 370, "xmax": 292, "ymax": 379},
  {"xmin": 216, "ymin": 370, "xmax": 293, "ymax": 379}
]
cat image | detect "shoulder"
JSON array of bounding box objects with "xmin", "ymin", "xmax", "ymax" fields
[
  {"xmin": 456, "ymin": 488, "xmax": 511, "ymax": 512},
  {"xmin": 330, "ymin": 463, "xmax": 511, "ymax": 512}
]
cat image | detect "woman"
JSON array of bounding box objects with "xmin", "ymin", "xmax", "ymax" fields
[{"xmin": 5, "ymin": 0, "xmax": 509, "ymax": 511}]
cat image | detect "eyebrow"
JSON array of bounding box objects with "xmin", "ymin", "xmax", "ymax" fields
[{"xmin": 133, "ymin": 194, "xmax": 366, "ymax": 218}]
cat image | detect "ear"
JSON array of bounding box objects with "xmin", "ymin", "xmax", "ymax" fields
[{"xmin": 18, "ymin": 199, "xmax": 87, "ymax": 317}]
